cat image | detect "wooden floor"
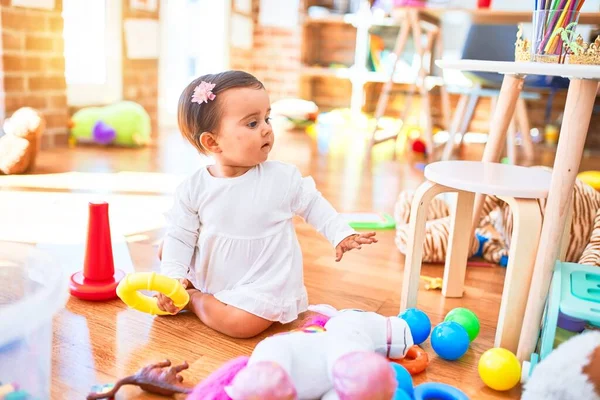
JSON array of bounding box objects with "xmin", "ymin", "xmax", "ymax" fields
[{"xmin": 2, "ymin": 126, "xmax": 599, "ymax": 400}]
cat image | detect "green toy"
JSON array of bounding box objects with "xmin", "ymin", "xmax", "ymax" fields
[
  {"xmin": 341, "ymin": 213, "xmax": 396, "ymax": 230},
  {"xmin": 444, "ymin": 307, "xmax": 480, "ymax": 342},
  {"xmin": 69, "ymin": 101, "xmax": 151, "ymax": 147}
]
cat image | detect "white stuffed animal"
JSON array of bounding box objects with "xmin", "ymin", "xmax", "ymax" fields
[
  {"xmin": 522, "ymin": 330, "xmax": 600, "ymax": 400},
  {"xmin": 222, "ymin": 305, "xmax": 413, "ymax": 400}
]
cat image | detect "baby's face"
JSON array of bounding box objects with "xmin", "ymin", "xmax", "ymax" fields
[{"xmin": 214, "ymin": 87, "xmax": 273, "ymax": 167}]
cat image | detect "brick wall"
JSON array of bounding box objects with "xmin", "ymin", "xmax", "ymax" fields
[
  {"xmin": 122, "ymin": 2, "xmax": 159, "ymax": 137},
  {"xmin": 228, "ymin": 0, "xmax": 302, "ymax": 102},
  {"xmin": 0, "ymin": 0, "xmax": 68, "ymax": 148}
]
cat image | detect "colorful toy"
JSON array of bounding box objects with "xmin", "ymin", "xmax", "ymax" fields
[
  {"xmin": 270, "ymin": 98, "xmax": 318, "ymax": 130},
  {"xmin": 69, "ymin": 101, "xmax": 151, "ymax": 147},
  {"xmin": 444, "ymin": 308, "xmax": 480, "ymax": 342},
  {"xmin": 69, "ymin": 202, "xmax": 125, "ymax": 301},
  {"xmin": 395, "ymin": 170, "xmax": 600, "ymax": 267},
  {"xmin": 188, "ymin": 304, "xmax": 414, "ymax": 399},
  {"xmin": 0, "ymin": 382, "xmax": 34, "ymax": 400},
  {"xmin": 398, "ymin": 308, "xmax": 431, "ymax": 345},
  {"xmin": 522, "ymin": 331, "xmax": 600, "ymax": 400},
  {"xmin": 116, "ymin": 272, "xmax": 189, "ymax": 316},
  {"xmin": 0, "ymin": 107, "xmax": 45, "ymax": 175},
  {"xmin": 420, "ymin": 276, "xmax": 443, "ymax": 290},
  {"xmin": 578, "ymin": 171, "xmax": 600, "ymax": 190},
  {"xmin": 430, "ymin": 322, "xmax": 470, "ymax": 361},
  {"xmin": 478, "ymin": 348, "xmax": 521, "ymax": 391},
  {"xmin": 522, "ymin": 260, "xmax": 600, "ymax": 383},
  {"xmin": 341, "ymin": 212, "xmax": 396, "ymax": 230},
  {"xmin": 86, "ymin": 359, "xmax": 192, "ymax": 399},
  {"xmin": 390, "ymin": 362, "xmax": 469, "ymax": 400},
  {"xmin": 393, "ymin": 345, "xmax": 429, "ymax": 375}
]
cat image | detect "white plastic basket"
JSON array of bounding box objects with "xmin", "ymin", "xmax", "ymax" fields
[{"xmin": 0, "ymin": 243, "xmax": 69, "ymax": 399}]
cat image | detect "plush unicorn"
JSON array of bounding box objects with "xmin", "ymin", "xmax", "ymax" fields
[{"xmin": 188, "ymin": 304, "xmax": 414, "ymax": 400}]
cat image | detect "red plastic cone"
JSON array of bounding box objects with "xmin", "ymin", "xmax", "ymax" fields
[{"xmin": 69, "ymin": 202, "xmax": 125, "ymax": 300}]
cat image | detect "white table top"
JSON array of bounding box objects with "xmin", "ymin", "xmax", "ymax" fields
[
  {"xmin": 436, "ymin": 59, "xmax": 600, "ymax": 80},
  {"xmin": 425, "ymin": 161, "xmax": 552, "ymax": 198}
]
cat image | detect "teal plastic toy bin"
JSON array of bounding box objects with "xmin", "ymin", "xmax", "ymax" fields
[
  {"xmin": 0, "ymin": 243, "xmax": 69, "ymax": 399},
  {"xmin": 521, "ymin": 260, "xmax": 600, "ymax": 382}
]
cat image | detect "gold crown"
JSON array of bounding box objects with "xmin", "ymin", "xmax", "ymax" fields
[
  {"xmin": 515, "ymin": 25, "xmax": 531, "ymax": 62},
  {"xmin": 567, "ymin": 35, "xmax": 600, "ymax": 65}
]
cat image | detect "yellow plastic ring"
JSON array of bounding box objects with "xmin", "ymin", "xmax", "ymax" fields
[{"xmin": 116, "ymin": 272, "xmax": 189, "ymax": 315}]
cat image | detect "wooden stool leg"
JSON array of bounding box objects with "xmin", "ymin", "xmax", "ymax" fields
[
  {"xmin": 495, "ymin": 196, "xmax": 542, "ymax": 354},
  {"xmin": 400, "ymin": 181, "xmax": 451, "ymax": 311},
  {"xmin": 442, "ymin": 190, "xmax": 475, "ymax": 297}
]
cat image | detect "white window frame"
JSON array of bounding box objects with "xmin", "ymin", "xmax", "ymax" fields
[
  {"xmin": 63, "ymin": 0, "xmax": 123, "ymax": 106},
  {"xmin": 158, "ymin": 0, "xmax": 231, "ymax": 128}
]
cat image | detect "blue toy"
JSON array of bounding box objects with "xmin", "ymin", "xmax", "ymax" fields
[
  {"xmin": 398, "ymin": 308, "xmax": 431, "ymax": 345},
  {"xmin": 393, "ymin": 390, "xmax": 413, "ymax": 400},
  {"xmin": 390, "ymin": 363, "xmax": 414, "ymax": 398},
  {"xmin": 413, "ymin": 383, "xmax": 470, "ymax": 400},
  {"xmin": 390, "ymin": 363, "xmax": 469, "ymax": 400},
  {"xmin": 430, "ymin": 321, "xmax": 470, "ymax": 361}
]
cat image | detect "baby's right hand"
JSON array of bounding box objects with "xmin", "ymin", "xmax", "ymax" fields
[{"xmin": 155, "ymin": 278, "xmax": 189, "ymax": 314}]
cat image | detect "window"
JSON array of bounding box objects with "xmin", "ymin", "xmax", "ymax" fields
[
  {"xmin": 158, "ymin": 0, "xmax": 230, "ymax": 126},
  {"xmin": 62, "ymin": 0, "xmax": 122, "ymax": 106}
]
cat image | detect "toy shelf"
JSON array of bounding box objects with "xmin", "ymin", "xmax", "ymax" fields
[{"xmin": 300, "ymin": 1, "xmax": 403, "ymax": 114}]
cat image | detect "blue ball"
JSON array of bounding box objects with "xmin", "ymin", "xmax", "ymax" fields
[
  {"xmin": 430, "ymin": 321, "xmax": 470, "ymax": 361},
  {"xmin": 390, "ymin": 362, "xmax": 414, "ymax": 398},
  {"xmin": 398, "ymin": 308, "xmax": 431, "ymax": 345},
  {"xmin": 392, "ymin": 389, "xmax": 413, "ymax": 400}
]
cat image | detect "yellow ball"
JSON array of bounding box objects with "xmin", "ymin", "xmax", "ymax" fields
[{"xmin": 478, "ymin": 348, "xmax": 521, "ymax": 391}]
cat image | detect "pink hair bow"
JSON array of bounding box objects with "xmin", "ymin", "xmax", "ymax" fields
[{"xmin": 191, "ymin": 81, "xmax": 216, "ymax": 104}]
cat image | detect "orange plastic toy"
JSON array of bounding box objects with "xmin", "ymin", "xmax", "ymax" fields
[{"xmin": 394, "ymin": 345, "xmax": 430, "ymax": 375}]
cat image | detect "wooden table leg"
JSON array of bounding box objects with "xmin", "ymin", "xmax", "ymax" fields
[
  {"xmin": 516, "ymin": 78, "xmax": 598, "ymax": 362},
  {"xmin": 470, "ymin": 74, "xmax": 524, "ymax": 235}
]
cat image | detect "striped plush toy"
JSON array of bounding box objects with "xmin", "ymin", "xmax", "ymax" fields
[{"xmin": 394, "ymin": 168, "xmax": 600, "ymax": 267}]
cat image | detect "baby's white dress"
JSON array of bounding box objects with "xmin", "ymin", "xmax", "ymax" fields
[{"xmin": 160, "ymin": 161, "xmax": 356, "ymax": 323}]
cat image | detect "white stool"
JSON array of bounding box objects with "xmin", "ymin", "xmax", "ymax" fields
[{"xmin": 400, "ymin": 161, "xmax": 552, "ymax": 352}]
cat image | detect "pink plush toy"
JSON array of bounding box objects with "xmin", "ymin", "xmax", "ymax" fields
[{"xmin": 187, "ymin": 304, "xmax": 413, "ymax": 400}]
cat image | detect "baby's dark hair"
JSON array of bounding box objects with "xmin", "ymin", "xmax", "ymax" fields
[{"xmin": 177, "ymin": 70, "xmax": 264, "ymax": 154}]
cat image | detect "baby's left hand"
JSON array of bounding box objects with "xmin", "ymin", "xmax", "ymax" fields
[{"xmin": 335, "ymin": 232, "xmax": 377, "ymax": 262}]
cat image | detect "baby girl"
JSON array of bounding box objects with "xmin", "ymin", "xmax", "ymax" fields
[{"xmin": 156, "ymin": 70, "xmax": 376, "ymax": 338}]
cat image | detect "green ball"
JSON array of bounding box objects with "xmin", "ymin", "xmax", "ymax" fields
[{"xmin": 444, "ymin": 308, "xmax": 480, "ymax": 342}]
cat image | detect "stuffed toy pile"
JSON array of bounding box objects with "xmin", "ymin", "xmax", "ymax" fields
[
  {"xmin": 0, "ymin": 107, "xmax": 45, "ymax": 175},
  {"xmin": 189, "ymin": 304, "xmax": 414, "ymax": 400},
  {"xmin": 394, "ymin": 167, "xmax": 600, "ymax": 267}
]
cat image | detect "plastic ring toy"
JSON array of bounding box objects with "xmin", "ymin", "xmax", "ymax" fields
[
  {"xmin": 413, "ymin": 382, "xmax": 469, "ymax": 400},
  {"xmin": 116, "ymin": 272, "xmax": 189, "ymax": 316},
  {"xmin": 395, "ymin": 345, "xmax": 429, "ymax": 375}
]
